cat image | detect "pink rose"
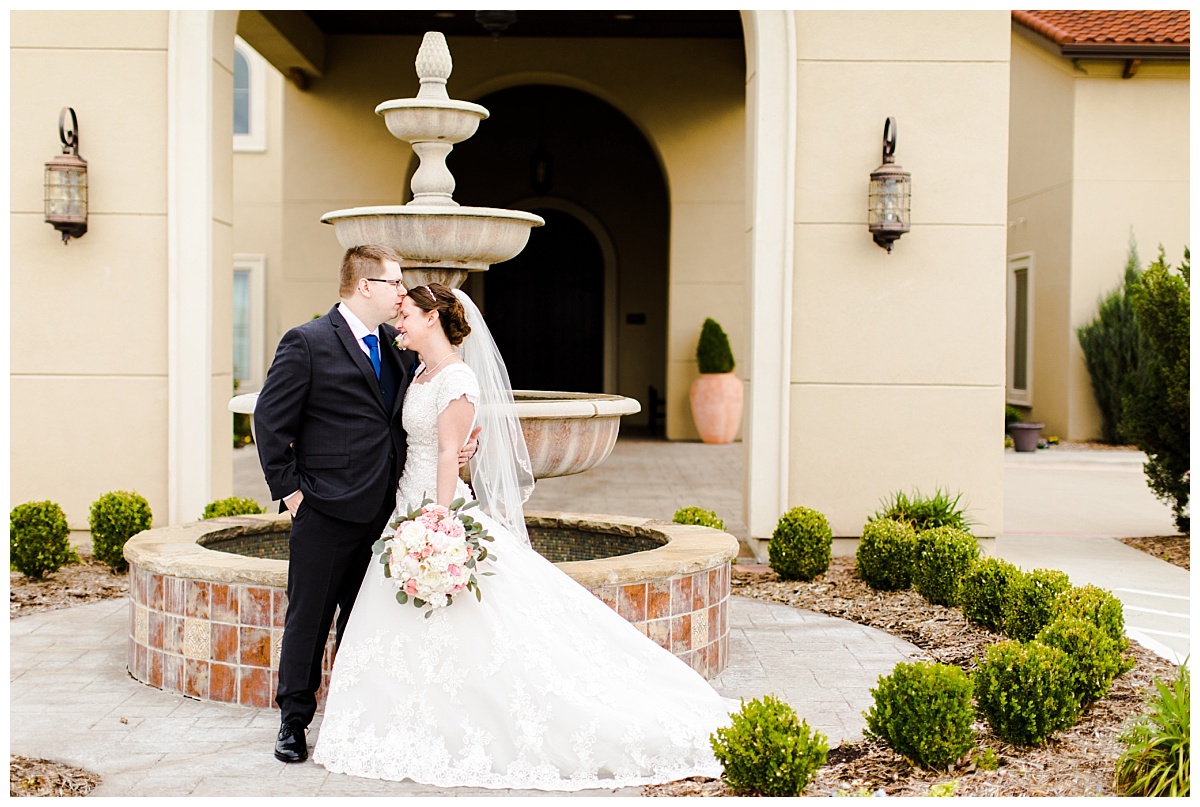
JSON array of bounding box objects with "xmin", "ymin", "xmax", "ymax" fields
[
  {"xmin": 404, "ymin": 581, "xmax": 418, "ymax": 595},
  {"xmin": 449, "ymin": 564, "xmax": 461, "ymax": 577},
  {"xmin": 423, "ymin": 504, "xmax": 450, "ymax": 519}
]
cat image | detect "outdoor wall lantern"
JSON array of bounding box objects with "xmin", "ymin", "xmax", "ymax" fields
[
  {"xmin": 44, "ymin": 107, "xmax": 88, "ymax": 244},
  {"xmin": 867, "ymin": 117, "xmax": 910, "ymax": 253}
]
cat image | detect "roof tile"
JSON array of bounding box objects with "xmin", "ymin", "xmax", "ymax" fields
[{"xmin": 1013, "ymin": 10, "xmax": 1189, "ymax": 46}]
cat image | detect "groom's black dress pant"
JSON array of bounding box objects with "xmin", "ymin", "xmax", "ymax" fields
[{"xmin": 276, "ymin": 484, "xmax": 396, "ymax": 727}]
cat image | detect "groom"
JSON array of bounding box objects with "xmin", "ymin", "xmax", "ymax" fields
[{"xmin": 254, "ymin": 245, "xmax": 476, "ymax": 763}]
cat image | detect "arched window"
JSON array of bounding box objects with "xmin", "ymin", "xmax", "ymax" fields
[{"xmin": 233, "ymin": 37, "xmax": 266, "ymax": 152}]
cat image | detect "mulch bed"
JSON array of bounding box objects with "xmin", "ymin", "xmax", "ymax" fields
[
  {"xmin": 9, "ymin": 555, "xmax": 128, "ymax": 619},
  {"xmin": 9, "ymin": 756, "xmax": 99, "ymax": 798},
  {"xmin": 644, "ymin": 558, "xmax": 1181, "ymax": 798}
]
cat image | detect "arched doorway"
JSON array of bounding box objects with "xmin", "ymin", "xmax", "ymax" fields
[
  {"xmin": 483, "ymin": 208, "xmax": 604, "ymax": 392},
  {"xmin": 448, "ymin": 84, "xmax": 669, "ymax": 423}
]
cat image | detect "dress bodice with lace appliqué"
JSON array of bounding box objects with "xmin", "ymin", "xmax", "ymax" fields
[
  {"xmin": 394, "ymin": 362, "xmax": 476, "ymax": 514},
  {"xmin": 312, "ymin": 361, "xmax": 731, "ymax": 791}
]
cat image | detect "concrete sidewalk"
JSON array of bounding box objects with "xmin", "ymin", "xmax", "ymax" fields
[{"xmin": 10, "ymin": 437, "xmax": 1188, "ymax": 796}]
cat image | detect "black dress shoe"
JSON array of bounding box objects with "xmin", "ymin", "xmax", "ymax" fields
[{"xmin": 274, "ymin": 720, "xmax": 308, "ymax": 762}]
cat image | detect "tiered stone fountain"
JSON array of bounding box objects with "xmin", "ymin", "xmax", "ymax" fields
[{"xmin": 125, "ymin": 33, "xmax": 737, "ymax": 711}]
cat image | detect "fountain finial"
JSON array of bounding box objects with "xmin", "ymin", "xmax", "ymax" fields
[{"xmin": 415, "ymin": 32, "xmax": 452, "ymax": 100}]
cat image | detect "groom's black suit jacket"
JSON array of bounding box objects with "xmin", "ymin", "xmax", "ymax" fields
[{"xmin": 255, "ymin": 304, "xmax": 416, "ymax": 523}]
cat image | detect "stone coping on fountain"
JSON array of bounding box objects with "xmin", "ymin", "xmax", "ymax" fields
[{"xmin": 123, "ymin": 512, "xmax": 738, "ymax": 709}]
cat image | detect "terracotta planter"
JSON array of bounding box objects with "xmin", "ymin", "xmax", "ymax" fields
[
  {"xmin": 1008, "ymin": 422, "xmax": 1044, "ymax": 452},
  {"xmin": 689, "ymin": 372, "xmax": 743, "ymax": 444}
]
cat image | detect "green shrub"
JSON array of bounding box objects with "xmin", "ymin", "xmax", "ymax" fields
[
  {"xmin": 1052, "ymin": 584, "xmax": 1126, "ymax": 643},
  {"xmin": 863, "ymin": 661, "xmax": 976, "ymax": 770},
  {"xmin": 1036, "ymin": 617, "xmax": 1133, "ymax": 703},
  {"xmin": 1076, "ymin": 239, "xmax": 1142, "ymax": 444},
  {"xmin": 696, "ymin": 317, "xmax": 735, "ymax": 374},
  {"xmin": 960, "ymin": 556, "xmax": 1019, "ymax": 632},
  {"xmin": 973, "ymin": 640, "xmax": 1080, "ymax": 746},
  {"xmin": 855, "ymin": 518, "xmax": 919, "ymax": 591},
  {"xmin": 10, "ymin": 501, "xmax": 79, "ymax": 579},
  {"xmin": 1114, "ymin": 663, "xmax": 1190, "ymax": 797},
  {"xmin": 89, "ymin": 491, "xmax": 153, "ymax": 573},
  {"xmin": 769, "ymin": 507, "xmax": 832, "ymax": 581},
  {"xmin": 672, "ymin": 506, "xmax": 725, "ymax": 531},
  {"xmin": 1004, "ymin": 405, "xmax": 1024, "ymax": 428},
  {"xmin": 871, "ymin": 488, "xmax": 972, "ymax": 533},
  {"xmin": 1001, "ymin": 568, "xmax": 1071, "ymax": 642},
  {"xmin": 201, "ymin": 496, "xmax": 267, "ymax": 520},
  {"xmin": 1123, "ymin": 246, "xmax": 1190, "ymax": 533},
  {"xmin": 711, "ymin": 694, "xmax": 828, "ymax": 796},
  {"xmin": 912, "ymin": 526, "xmax": 980, "ymax": 607}
]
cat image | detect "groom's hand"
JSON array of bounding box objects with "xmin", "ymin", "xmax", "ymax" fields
[
  {"xmin": 283, "ymin": 490, "xmax": 304, "ymax": 517},
  {"xmin": 458, "ymin": 427, "xmax": 482, "ymax": 467}
]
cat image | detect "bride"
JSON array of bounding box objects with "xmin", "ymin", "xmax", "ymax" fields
[{"xmin": 312, "ymin": 283, "xmax": 732, "ymax": 790}]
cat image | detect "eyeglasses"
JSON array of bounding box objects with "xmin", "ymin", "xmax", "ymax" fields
[{"xmin": 366, "ymin": 278, "xmax": 405, "ymax": 292}]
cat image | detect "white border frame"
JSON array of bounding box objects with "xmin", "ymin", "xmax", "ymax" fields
[
  {"xmin": 233, "ymin": 36, "xmax": 267, "ymax": 153},
  {"xmin": 1006, "ymin": 252, "xmax": 1034, "ymax": 406}
]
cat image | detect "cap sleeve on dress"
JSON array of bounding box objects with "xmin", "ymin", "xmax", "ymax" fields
[{"xmin": 435, "ymin": 363, "xmax": 480, "ymax": 415}]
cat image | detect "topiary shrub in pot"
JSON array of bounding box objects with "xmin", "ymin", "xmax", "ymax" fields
[
  {"xmin": 855, "ymin": 518, "xmax": 918, "ymax": 591},
  {"xmin": 974, "ymin": 639, "xmax": 1081, "ymax": 746},
  {"xmin": 960, "ymin": 555, "xmax": 1019, "ymax": 632},
  {"xmin": 1036, "ymin": 617, "xmax": 1134, "ymax": 704},
  {"xmin": 1001, "ymin": 567, "xmax": 1072, "ymax": 642},
  {"xmin": 769, "ymin": 506, "xmax": 831, "ymax": 581},
  {"xmin": 689, "ymin": 318, "xmax": 743, "ymax": 444},
  {"xmin": 201, "ymin": 496, "xmax": 267, "ymax": 520},
  {"xmin": 10, "ymin": 500, "xmax": 79, "ymax": 579},
  {"xmin": 863, "ymin": 660, "xmax": 976, "ymax": 770},
  {"xmin": 672, "ymin": 506, "xmax": 725, "ymax": 531},
  {"xmin": 89, "ymin": 491, "xmax": 153, "ymax": 573},
  {"xmin": 912, "ymin": 526, "xmax": 980, "ymax": 607},
  {"xmin": 710, "ymin": 694, "xmax": 828, "ymax": 796}
]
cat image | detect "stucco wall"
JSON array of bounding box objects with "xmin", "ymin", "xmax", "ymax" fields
[
  {"xmin": 1008, "ymin": 32, "xmax": 1190, "ymax": 441},
  {"xmin": 785, "ymin": 11, "xmax": 1011, "ymax": 537},
  {"xmin": 10, "ymin": 11, "xmax": 235, "ymax": 529}
]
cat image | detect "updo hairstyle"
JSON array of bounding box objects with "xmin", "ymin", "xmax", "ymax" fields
[{"xmin": 408, "ymin": 282, "xmax": 471, "ymax": 346}]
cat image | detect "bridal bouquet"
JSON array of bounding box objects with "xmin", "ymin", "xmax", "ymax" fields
[{"xmin": 372, "ymin": 497, "xmax": 496, "ymax": 617}]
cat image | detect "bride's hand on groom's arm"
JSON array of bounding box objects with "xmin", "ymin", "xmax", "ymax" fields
[{"xmin": 457, "ymin": 426, "xmax": 482, "ymax": 467}]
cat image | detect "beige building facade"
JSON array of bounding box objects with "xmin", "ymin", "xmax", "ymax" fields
[
  {"xmin": 1006, "ymin": 15, "xmax": 1190, "ymax": 440},
  {"xmin": 12, "ymin": 10, "xmax": 1019, "ymax": 545}
]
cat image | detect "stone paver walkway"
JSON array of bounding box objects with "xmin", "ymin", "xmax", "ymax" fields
[{"xmin": 10, "ymin": 596, "xmax": 918, "ymax": 797}]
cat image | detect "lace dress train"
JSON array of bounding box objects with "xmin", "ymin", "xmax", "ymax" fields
[{"xmin": 312, "ymin": 364, "xmax": 731, "ymax": 790}]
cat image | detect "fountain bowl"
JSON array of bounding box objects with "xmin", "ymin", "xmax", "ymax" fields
[
  {"xmin": 375, "ymin": 98, "xmax": 489, "ymax": 143},
  {"xmin": 322, "ymin": 206, "xmax": 545, "ymax": 272},
  {"xmin": 123, "ymin": 512, "xmax": 737, "ymax": 708},
  {"xmin": 229, "ymin": 390, "xmax": 640, "ymax": 481}
]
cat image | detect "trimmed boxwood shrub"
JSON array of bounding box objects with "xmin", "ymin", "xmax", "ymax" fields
[
  {"xmin": 1053, "ymin": 584, "xmax": 1126, "ymax": 643},
  {"xmin": 10, "ymin": 500, "xmax": 79, "ymax": 579},
  {"xmin": 769, "ymin": 507, "xmax": 832, "ymax": 581},
  {"xmin": 855, "ymin": 518, "xmax": 919, "ymax": 591},
  {"xmin": 863, "ymin": 661, "xmax": 976, "ymax": 770},
  {"xmin": 974, "ymin": 640, "xmax": 1080, "ymax": 746},
  {"xmin": 960, "ymin": 556, "xmax": 1019, "ymax": 632},
  {"xmin": 1001, "ymin": 568, "xmax": 1071, "ymax": 642},
  {"xmin": 1036, "ymin": 617, "xmax": 1134, "ymax": 703},
  {"xmin": 89, "ymin": 491, "xmax": 153, "ymax": 573},
  {"xmin": 672, "ymin": 506, "xmax": 726, "ymax": 531},
  {"xmin": 711, "ymin": 694, "xmax": 828, "ymax": 796},
  {"xmin": 201, "ymin": 496, "xmax": 267, "ymax": 520},
  {"xmin": 912, "ymin": 526, "xmax": 980, "ymax": 607}
]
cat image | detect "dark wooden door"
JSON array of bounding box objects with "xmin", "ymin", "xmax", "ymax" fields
[{"xmin": 484, "ymin": 209, "xmax": 604, "ymax": 392}]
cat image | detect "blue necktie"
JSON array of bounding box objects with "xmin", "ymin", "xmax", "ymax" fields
[{"xmin": 363, "ymin": 333, "xmax": 381, "ymax": 380}]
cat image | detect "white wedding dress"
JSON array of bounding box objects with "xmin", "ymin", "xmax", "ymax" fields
[{"xmin": 312, "ymin": 363, "xmax": 732, "ymax": 790}]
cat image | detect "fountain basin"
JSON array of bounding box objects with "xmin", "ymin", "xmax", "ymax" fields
[
  {"xmin": 229, "ymin": 390, "xmax": 640, "ymax": 481},
  {"xmin": 123, "ymin": 512, "xmax": 737, "ymax": 709},
  {"xmin": 321, "ymin": 206, "xmax": 544, "ymax": 272},
  {"xmin": 376, "ymin": 98, "xmax": 489, "ymax": 143}
]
